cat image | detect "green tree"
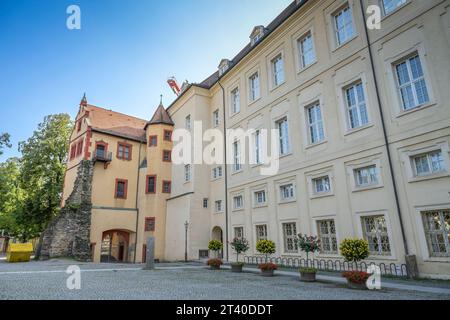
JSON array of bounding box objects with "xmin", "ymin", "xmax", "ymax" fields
[
  {"xmin": 0, "ymin": 133, "xmax": 12, "ymax": 156},
  {"xmin": 0, "ymin": 158, "xmax": 23, "ymax": 237},
  {"xmin": 15, "ymin": 114, "xmax": 72, "ymax": 240}
]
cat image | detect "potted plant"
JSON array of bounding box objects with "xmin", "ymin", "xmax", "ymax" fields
[
  {"xmin": 339, "ymin": 239, "xmax": 370, "ymax": 290},
  {"xmin": 207, "ymin": 239, "xmax": 223, "ymax": 270},
  {"xmin": 296, "ymin": 234, "xmax": 321, "ymax": 282},
  {"xmin": 230, "ymin": 237, "xmax": 250, "ymax": 273},
  {"xmin": 256, "ymin": 239, "xmax": 277, "ymax": 276}
]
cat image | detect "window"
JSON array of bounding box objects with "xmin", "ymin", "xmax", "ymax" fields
[
  {"xmin": 283, "ymin": 223, "xmax": 298, "ymax": 253},
  {"xmin": 254, "ymin": 190, "xmax": 266, "ymax": 206},
  {"xmin": 276, "ymin": 117, "xmax": 290, "ymax": 155},
  {"xmin": 149, "ymin": 135, "xmax": 157, "ymax": 147},
  {"xmin": 162, "ymin": 150, "xmax": 171, "ymax": 162},
  {"xmin": 76, "ymin": 139, "xmax": 84, "ymax": 156},
  {"xmin": 184, "ymin": 164, "xmax": 191, "ymax": 182},
  {"xmin": 256, "ymin": 225, "xmax": 268, "ymax": 241},
  {"xmin": 412, "ymin": 150, "xmax": 444, "ymax": 176},
  {"xmin": 203, "ymin": 198, "xmax": 208, "ymax": 209},
  {"xmin": 422, "ymin": 210, "xmax": 450, "ymax": 257},
  {"xmin": 185, "ymin": 115, "xmax": 191, "ymax": 130},
  {"xmin": 382, "ymin": 0, "xmax": 406, "ymax": 15},
  {"xmin": 70, "ymin": 144, "xmax": 76, "ymax": 160},
  {"xmin": 233, "ymin": 141, "xmax": 242, "ymax": 172},
  {"xmin": 234, "ymin": 227, "xmax": 244, "ymax": 240},
  {"xmin": 395, "ymin": 54, "xmax": 429, "ymax": 110},
  {"xmin": 146, "ymin": 175, "xmax": 156, "ymax": 194},
  {"xmin": 95, "ymin": 143, "xmax": 107, "ymax": 159},
  {"xmin": 312, "ymin": 176, "xmax": 331, "ymax": 194},
  {"xmin": 117, "ymin": 143, "xmax": 132, "ymax": 160},
  {"xmin": 280, "ymin": 184, "xmax": 294, "ymax": 201},
  {"xmin": 361, "ymin": 215, "xmax": 391, "ymax": 256},
  {"xmin": 215, "ymin": 200, "xmax": 223, "ymax": 213},
  {"xmin": 162, "ymin": 181, "xmax": 171, "ymax": 194},
  {"xmin": 164, "ymin": 130, "xmax": 172, "ymax": 142},
  {"xmin": 306, "ymin": 102, "xmax": 325, "ymax": 144},
  {"xmin": 354, "ymin": 166, "xmax": 378, "ymax": 187},
  {"xmin": 231, "ymin": 88, "xmax": 240, "ymax": 114},
  {"xmin": 213, "ymin": 110, "xmax": 220, "ymax": 127},
  {"xmin": 298, "ymin": 31, "xmax": 316, "ymax": 68},
  {"xmin": 272, "ymin": 54, "xmax": 284, "ymax": 87},
  {"xmin": 212, "ymin": 166, "xmax": 223, "ymax": 179},
  {"xmin": 77, "ymin": 121, "xmax": 82, "ymax": 132},
  {"xmin": 345, "ymin": 82, "xmax": 369, "ymax": 129},
  {"xmin": 249, "ymin": 72, "xmax": 260, "ymax": 102},
  {"xmin": 233, "ymin": 195, "xmax": 244, "ymax": 210},
  {"xmin": 144, "ymin": 217, "xmax": 156, "ymax": 232},
  {"xmin": 253, "ymin": 130, "xmax": 262, "ymax": 165},
  {"xmin": 115, "ymin": 179, "xmax": 128, "ymax": 199},
  {"xmin": 317, "ymin": 220, "xmax": 338, "ymax": 254},
  {"xmin": 333, "ymin": 5, "xmax": 354, "ymax": 46}
]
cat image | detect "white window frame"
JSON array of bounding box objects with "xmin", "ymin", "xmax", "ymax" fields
[
  {"xmin": 253, "ymin": 189, "xmax": 267, "ymax": 208},
  {"xmin": 333, "ymin": 4, "xmax": 355, "ymax": 47},
  {"xmin": 213, "ymin": 109, "xmax": 220, "ymax": 127},
  {"xmin": 312, "ymin": 176, "xmax": 331, "ymax": 195},
  {"xmin": 184, "ymin": 164, "xmax": 191, "ymax": 183},
  {"xmin": 282, "ymin": 222, "xmax": 298, "ymax": 254},
  {"xmin": 252, "ymin": 129, "xmax": 262, "ymax": 165},
  {"xmin": 230, "ymin": 87, "xmax": 240, "ymax": 115},
  {"xmin": 305, "ymin": 102, "xmax": 325, "ymax": 145},
  {"xmin": 249, "ymin": 71, "xmax": 261, "ymax": 103},
  {"xmin": 354, "ymin": 165, "xmax": 379, "ymax": 188},
  {"xmin": 212, "ymin": 166, "xmax": 223, "ymax": 180},
  {"xmin": 298, "ymin": 30, "xmax": 316, "ymax": 69},
  {"xmin": 232, "ymin": 140, "xmax": 242, "ymax": 173},
  {"xmin": 347, "ymin": 158, "xmax": 383, "ymax": 192},
  {"xmin": 361, "ymin": 215, "xmax": 392, "ymax": 256},
  {"xmin": 412, "ymin": 150, "xmax": 445, "ymax": 177},
  {"xmin": 276, "ymin": 117, "xmax": 291, "ymax": 156},
  {"xmin": 232, "ymin": 194, "xmax": 244, "ymax": 211},
  {"xmin": 271, "ymin": 53, "xmax": 285, "ymax": 88},
  {"xmin": 215, "ymin": 200, "xmax": 223, "ymax": 213},
  {"xmin": 279, "ymin": 183, "xmax": 295, "ymax": 202},
  {"xmin": 307, "ymin": 168, "xmax": 335, "ymax": 199},
  {"xmin": 316, "ymin": 219, "xmax": 338, "ymax": 255},
  {"xmin": 344, "ymin": 81, "xmax": 370, "ymax": 130},
  {"xmin": 381, "ymin": 0, "xmax": 407, "ymax": 16},
  {"xmin": 234, "ymin": 226, "xmax": 244, "ymax": 240},
  {"xmin": 255, "ymin": 224, "xmax": 268, "ymax": 242},
  {"xmin": 394, "ymin": 53, "xmax": 430, "ymax": 111}
]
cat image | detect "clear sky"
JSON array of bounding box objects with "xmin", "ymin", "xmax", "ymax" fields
[{"xmin": 0, "ymin": 0, "xmax": 292, "ymax": 161}]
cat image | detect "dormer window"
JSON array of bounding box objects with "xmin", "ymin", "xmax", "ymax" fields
[
  {"xmin": 218, "ymin": 59, "xmax": 231, "ymax": 76},
  {"xmin": 250, "ymin": 25, "xmax": 266, "ymax": 46}
]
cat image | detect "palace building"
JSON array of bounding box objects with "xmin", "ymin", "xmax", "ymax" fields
[{"xmin": 60, "ymin": 0, "xmax": 450, "ymax": 278}]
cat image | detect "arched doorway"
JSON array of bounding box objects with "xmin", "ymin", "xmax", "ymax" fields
[
  {"xmin": 211, "ymin": 226, "xmax": 223, "ymax": 259},
  {"xmin": 100, "ymin": 230, "xmax": 130, "ymax": 263}
]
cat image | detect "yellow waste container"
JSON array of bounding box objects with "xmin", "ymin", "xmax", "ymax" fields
[{"xmin": 6, "ymin": 243, "xmax": 34, "ymax": 263}]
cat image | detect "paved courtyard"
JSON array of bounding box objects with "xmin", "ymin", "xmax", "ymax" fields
[{"xmin": 0, "ymin": 259, "xmax": 449, "ymax": 300}]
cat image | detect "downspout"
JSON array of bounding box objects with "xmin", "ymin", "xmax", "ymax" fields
[
  {"xmin": 218, "ymin": 81, "xmax": 229, "ymax": 261},
  {"xmin": 133, "ymin": 142, "xmax": 143, "ymax": 263},
  {"xmin": 359, "ymin": 1, "xmax": 416, "ymax": 276}
]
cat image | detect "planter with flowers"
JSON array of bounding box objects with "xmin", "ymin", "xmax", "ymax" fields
[
  {"xmin": 339, "ymin": 239, "xmax": 370, "ymax": 290},
  {"xmin": 207, "ymin": 240, "xmax": 223, "ymax": 270},
  {"xmin": 230, "ymin": 237, "xmax": 250, "ymax": 273},
  {"xmin": 296, "ymin": 234, "xmax": 321, "ymax": 282},
  {"xmin": 256, "ymin": 239, "xmax": 277, "ymax": 277}
]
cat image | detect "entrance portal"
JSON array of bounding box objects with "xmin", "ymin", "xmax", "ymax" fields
[
  {"xmin": 211, "ymin": 226, "xmax": 223, "ymax": 259},
  {"xmin": 100, "ymin": 230, "xmax": 130, "ymax": 263}
]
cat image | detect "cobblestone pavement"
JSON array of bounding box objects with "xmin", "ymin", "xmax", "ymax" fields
[{"xmin": 0, "ymin": 259, "xmax": 449, "ymax": 300}]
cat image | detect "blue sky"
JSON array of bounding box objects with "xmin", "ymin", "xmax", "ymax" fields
[{"xmin": 0, "ymin": 0, "xmax": 292, "ymax": 161}]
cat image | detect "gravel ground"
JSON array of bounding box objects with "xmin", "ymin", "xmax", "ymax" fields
[{"xmin": 0, "ymin": 259, "xmax": 449, "ymax": 300}]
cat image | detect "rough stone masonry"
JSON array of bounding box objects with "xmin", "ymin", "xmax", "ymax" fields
[{"xmin": 39, "ymin": 160, "xmax": 94, "ymax": 262}]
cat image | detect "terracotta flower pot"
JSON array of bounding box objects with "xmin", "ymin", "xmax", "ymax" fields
[
  {"xmin": 231, "ymin": 264, "xmax": 243, "ymax": 273},
  {"xmin": 300, "ymin": 271, "xmax": 316, "ymax": 282},
  {"xmin": 261, "ymin": 269, "xmax": 275, "ymax": 277},
  {"xmin": 347, "ymin": 280, "xmax": 368, "ymax": 290}
]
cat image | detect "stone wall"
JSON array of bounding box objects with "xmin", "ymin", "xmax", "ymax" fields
[{"xmin": 39, "ymin": 160, "xmax": 94, "ymax": 262}]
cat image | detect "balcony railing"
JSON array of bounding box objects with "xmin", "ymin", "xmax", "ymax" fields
[{"xmin": 92, "ymin": 150, "xmax": 112, "ymax": 163}]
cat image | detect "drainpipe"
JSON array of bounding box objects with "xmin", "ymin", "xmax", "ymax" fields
[
  {"xmin": 218, "ymin": 81, "xmax": 229, "ymax": 261},
  {"xmin": 133, "ymin": 142, "xmax": 143, "ymax": 263},
  {"xmin": 359, "ymin": 0, "xmax": 418, "ymax": 277}
]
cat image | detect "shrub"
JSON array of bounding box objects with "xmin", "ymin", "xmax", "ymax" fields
[
  {"xmin": 230, "ymin": 237, "xmax": 250, "ymax": 263},
  {"xmin": 339, "ymin": 239, "xmax": 369, "ymax": 264},
  {"xmin": 342, "ymin": 271, "xmax": 370, "ymax": 284},
  {"xmin": 207, "ymin": 258, "xmax": 223, "ymax": 267},
  {"xmin": 208, "ymin": 240, "xmax": 223, "ymax": 258},
  {"xmin": 299, "ymin": 267, "xmax": 317, "ymax": 274},
  {"xmin": 258, "ymin": 263, "xmax": 278, "ymax": 271},
  {"xmin": 256, "ymin": 239, "xmax": 276, "ymax": 262},
  {"xmin": 296, "ymin": 234, "xmax": 320, "ymax": 269}
]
